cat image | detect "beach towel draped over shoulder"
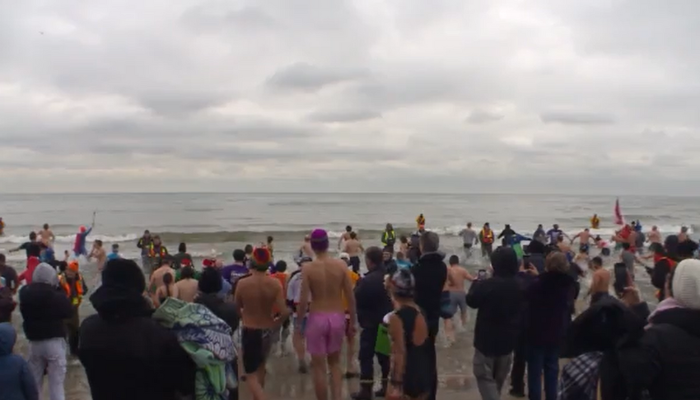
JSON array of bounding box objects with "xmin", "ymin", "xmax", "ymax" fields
[{"xmin": 153, "ymin": 298, "xmax": 236, "ymax": 400}]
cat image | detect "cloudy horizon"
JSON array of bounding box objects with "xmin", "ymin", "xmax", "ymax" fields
[{"xmin": 1, "ymin": 0, "xmax": 699, "ymax": 195}]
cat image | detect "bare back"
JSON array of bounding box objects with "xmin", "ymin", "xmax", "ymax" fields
[
  {"xmin": 303, "ymin": 256, "xmax": 348, "ymax": 313},
  {"xmin": 344, "ymin": 240, "xmax": 362, "ymax": 257},
  {"xmin": 175, "ymin": 278, "xmax": 199, "ymax": 302},
  {"xmin": 590, "ymin": 268, "xmax": 611, "ymax": 294},
  {"xmin": 447, "ymin": 266, "xmax": 470, "ymax": 292},
  {"xmin": 234, "ymin": 274, "xmax": 283, "ymax": 329},
  {"xmin": 150, "ymin": 266, "xmax": 174, "ymax": 290}
]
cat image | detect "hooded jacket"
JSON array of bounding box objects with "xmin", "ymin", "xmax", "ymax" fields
[
  {"xmin": 19, "ymin": 263, "xmax": 73, "ymax": 341},
  {"xmin": 78, "ymin": 259, "xmax": 195, "ymax": 400},
  {"xmin": 466, "ymin": 247, "xmax": 525, "ymax": 356},
  {"xmin": 410, "ymin": 252, "xmax": 448, "ymax": 325},
  {"xmin": 525, "ymin": 271, "xmax": 577, "ymax": 348},
  {"xmin": 617, "ymin": 306, "xmax": 700, "ymax": 400},
  {"xmin": 0, "ymin": 323, "xmax": 38, "ymax": 400}
]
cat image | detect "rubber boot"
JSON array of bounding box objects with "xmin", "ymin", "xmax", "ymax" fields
[
  {"xmin": 351, "ymin": 382, "xmax": 374, "ymax": 400},
  {"xmin": 374, "ymin": 379, "xmax": 388, "ymax": 398}
]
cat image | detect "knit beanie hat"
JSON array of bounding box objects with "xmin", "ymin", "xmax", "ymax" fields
[
  {"xmin": 672, "ymin": 259, "xmax": 700, "ymax": 310},
  {"xmin": 198, "ymin": 267, "xmax": 223, "ymax": 294},
  {"xmin": 250, "ymin": 247, "xmax": 272, "ymax": 271},
  {"xmin": 33, "ymin": 263, "xmax": 58, "ymax": 287},
  {"xmin": 390, "ymin": 268, "xmax": 415, "ymax": 298},
  {"xmin": 101, "ymin": 259, "xmax": 146, "ymax": 294}
]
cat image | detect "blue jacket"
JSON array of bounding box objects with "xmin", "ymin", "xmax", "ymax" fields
[{"xmin": 0, "ymin": 323, "xmax": 38, "ymax": 400}]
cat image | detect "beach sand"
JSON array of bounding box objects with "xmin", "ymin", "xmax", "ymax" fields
[{"xmin": 9, "ymin": 310, "xmax": 525, "ymax": 400}]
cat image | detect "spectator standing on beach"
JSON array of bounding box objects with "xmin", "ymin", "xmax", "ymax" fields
[
  {"xmin": 459, "ymin": 222, "xmax": 478, "ymax": 259},
  {"xmin": 136, "ymin": 230, "xmax": 153, "ymax": 274},
  {"xmin": 524, "ymin": 252, "xmax": 577, "ymax": 400},
  {"xmin": 297, "ymin": 229, "xmax": 357, "ymax": 400},
  {"xmin": 0, "ymin": 322, "xmax": 39, "ymax": 400},
  {"xmin": 222, "ymin": 249, "xmax": 249, "ymax": 287},
  {"xmin": 613, "ymin": 259, "xmax": 700, "ymax": 400},
  {"xmin": 79, "ymin": 259, "xmax": 196, "ymax": 400},
  {"xmin": 410, "ymin": 231, "xmax": 448, "ymax": 400},
  {"xmin": 466, "ymin": 247, "xmax": 524, "ymax": 400},
  {"xmin": 19, "ymin": 263, "xmax": 73, "ymax": 400},
  {"xmin": 351, "ymin": 246, "xmax": 392, "ymax": 400}
]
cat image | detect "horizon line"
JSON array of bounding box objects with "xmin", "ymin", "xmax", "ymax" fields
[{"xmin": 0, "ymin": 190, "xmax": 696, "ymax": 198}]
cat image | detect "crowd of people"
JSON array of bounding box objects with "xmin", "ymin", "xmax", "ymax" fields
[{"xmin": 0, "ymin": 216, "xmax": 699, "ymax": 400}]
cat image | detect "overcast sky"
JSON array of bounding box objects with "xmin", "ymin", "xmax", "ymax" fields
[{"xmin": 1, "ymin": 0, "xmax": 699, "ymax": 195}]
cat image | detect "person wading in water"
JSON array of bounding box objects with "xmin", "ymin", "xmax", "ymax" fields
[{"xmin": 298, "ymin": 229, "xmax": 357, "ymax": 400}]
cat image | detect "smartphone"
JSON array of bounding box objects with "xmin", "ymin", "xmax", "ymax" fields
[
  {"xmin": 522, "ymin": 255, "xmax": 531, "ymax": 268},
  {"xmin": 477, "ymin": 269, "xmax": 487, "ymax": 280},
  {"xmin": 613, "ymin": 263, "xmax": 629, "ymax": 295}
]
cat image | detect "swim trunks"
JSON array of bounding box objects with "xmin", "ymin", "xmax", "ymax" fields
[
  {"xmin": 349, "ymin": 256, "xmax": 361, "ymax": 273},
  {"xmin": 241, "ymin": 327, "xmax": 273, "ymax": 374},
  {"xmin": 305, "ymin": 312, "xmax": 345, "ymax": 355}
]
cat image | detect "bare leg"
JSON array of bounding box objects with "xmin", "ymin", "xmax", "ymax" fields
[
  {"xmin": 345, "ymin": 336, "xmax": 357, "ymax": 375},
  {"xmin": 293, "ymin": 331, "xmax": 307, "ymax": 372},
  {"xmin": 460, "ymin": 310, "xmax": 468, "ymax": 330},
  {"xmin": 311, "ymin": 354, "xmax": 329, "ymax": 400},
  {"xmin": 246, "ymin": 365, "xmax": 267, "ymax": 400},
  {"xmin": 444, "ymin": 318, "xmax": 455, "ymax": 343},
  {"xmin": 328, "ymin": 351, "xmax": 342, "ymax": 400}
]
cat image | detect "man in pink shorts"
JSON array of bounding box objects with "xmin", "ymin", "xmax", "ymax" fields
[{"xmin": 297, "ymin": 229, "xmax": 357, "ymax": 400}]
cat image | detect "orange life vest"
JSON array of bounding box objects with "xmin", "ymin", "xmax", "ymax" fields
[
  {"xmin": 59, "ymin": 273, "xmax": 84, "ymax": 306},
  {"xmin": 481, "ymin": 229, "xmax": 494, "ymax": 244},
  {"xmin": 148, "ymin": 244, "xmax": 167, "ymax": 258}
]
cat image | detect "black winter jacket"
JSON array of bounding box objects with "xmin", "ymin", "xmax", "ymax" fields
[
  {"xmin": 410, "ymin": 252, "xmax": 448, "ymax": 324},
  {"xmin": 355, "ymin": 267, "xmax": 393, "ymax": 329},
  {"xmin": 19, "ymin": 283, "xmax": 73, "ymax": 341},
  {"xmin": 617, "ymin": 307, "xmax": 700, "ymax": 400},
  {"xmin": 78, "ymin": 286, "xmax": 196, "ymax": 400},
  {"xmin": 466, "ymin": 273, "xmax": 525, "ymax": 356}
]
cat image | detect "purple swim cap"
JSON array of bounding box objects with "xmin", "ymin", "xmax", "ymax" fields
[{"xmin": 310, "ymin": 229, "xmax": 329, "ymax": 252}]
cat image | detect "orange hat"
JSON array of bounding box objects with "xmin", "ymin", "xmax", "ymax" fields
[{"xmin": 68, "ymin": 260, "xmax": 79, "ymax": 272}]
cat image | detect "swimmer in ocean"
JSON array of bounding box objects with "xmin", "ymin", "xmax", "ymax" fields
[{"xmin": 570, "ymin": 228, "xmax": 595, "ymax": 252}]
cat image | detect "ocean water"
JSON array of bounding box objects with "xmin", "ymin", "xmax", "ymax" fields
[{"xmin": 0, "ymin": 192, "xmax": 696, "ymax": 265}]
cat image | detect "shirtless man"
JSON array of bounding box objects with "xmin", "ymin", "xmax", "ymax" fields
[
  {"xmin": 234, "ymin": 248, "xmax": 289, "ymax": 400},
  {"xmin": 443, "ymin": 255, "xmax": 473, "ymax": 341},
  {"xmin": 587, "ymin": 256, "xmax": 611, "ymax": 304},
  {"xmin": 38, "ymin": 223, "xmax": 55, "ymax": 247},
  {"xmin": 571, "ymin": 228, "xmax": 595, "ymax": 253},
  {"xmin": 300, "ymin": 235, "xmax": 315, "ymax": 258},
  {"xmin": 342, "ymin": 232, "xmax": 364, "ymax": 274},
  {"xmin": 89, "ymin": 240, "xmax": 107, "ymax": 272},
  {"xmin": 557, "ymin": 236, "xmax": 575, "ymax": 261},
  {"xmin": 337, "ymin": 225, "xmax": 353, "ymax": 250},
  {"xmin": 648, "ymin": 226, "xmax": 662, "ymax": 244},
  {"xmin": 298, "ymin": 229, "xmax": 357, "ymax": 400}
]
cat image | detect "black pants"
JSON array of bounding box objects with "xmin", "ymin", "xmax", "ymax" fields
[
  {"xmin": 350, "ymin": 256, "xmax": 361, "ymax": 274},
  {"xmin": 358, "ymin": 325, "xmax": 390, "ymax": 382},
  {"xmin": 481, "ymin": 243, "xmax": 493, "ymax": 260},
  {"xmin": 510, "ymin": 331, "xmax": 527, "ymax": 393},
  {"xmin": 426, "ymin": 319, "xmax": 439, "ymax": 400}
]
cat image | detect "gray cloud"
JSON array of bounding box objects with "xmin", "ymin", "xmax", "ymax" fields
[
  {"xmin": 466, "ymin": 110, "xmax": 504, "ymax": 124},
  {"xmin": 540, "ymin": 111, "xmax": 616, "ymax": 125},
  {"xmin": 266, "ymin": 63, "xmax": 368, "ymax": 91},
  {"xmin": 1, "ymin": 0, "xmax": 699, "ymax": 194},
  {"xmin": 307, "ymin": 109, "xmax": 382, "ymax": 123}
]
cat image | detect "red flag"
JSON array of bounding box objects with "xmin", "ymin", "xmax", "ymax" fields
[{"xmin": 614, "ymin": 198, "xmax": 625, "ymax": 225}]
